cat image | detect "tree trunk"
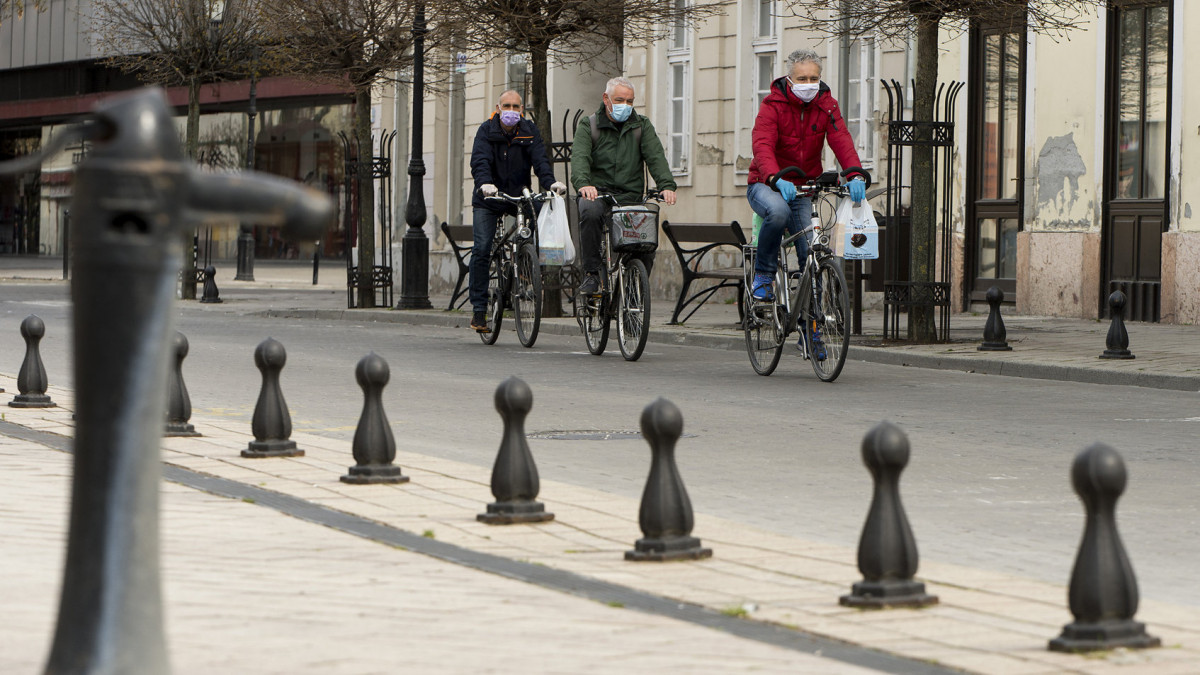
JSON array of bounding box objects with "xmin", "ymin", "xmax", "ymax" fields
[
  {"xmin": 186, "ymin": 77, "xmax": 200, "ymax": 160},
  {"xmin": 908, "ymin": 14, "xmax": 941, "ymax": 343},
  {"xmin": 528, "ymin": 42, "xmax": 564, "ymax": 317},
  {"xmin": 355, "ymin": 85, "xmax": 376, "ymax": 308}
]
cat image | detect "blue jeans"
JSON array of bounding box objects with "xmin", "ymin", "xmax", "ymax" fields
[
  {"xmin": 468, "ymin": 207, "xmax": 503, "ymax": 313},
  {"xmin": 747, "ymin": 182, "xmax": 811, "ymax": 275}
]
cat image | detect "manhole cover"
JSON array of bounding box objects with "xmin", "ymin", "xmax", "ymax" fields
[
  {"xmin": 527, "ymin": 430, "xmax": 642, "ymax": 441},
  {"xmin": 527, "ymin": 430, "xmax": 697, "ymax": 441}
]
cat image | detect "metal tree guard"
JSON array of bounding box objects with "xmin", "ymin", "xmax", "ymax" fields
[
  {"xmin": 880, "ymin": 79, "xmax": 964, "ymax": 342},
  {"xmin": 339, "ymin": 130, "xmax": 397, "ymax": 309}
]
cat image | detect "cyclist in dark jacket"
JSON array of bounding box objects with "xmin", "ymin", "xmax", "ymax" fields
[{"xmin": 468, "ymin": 89, "xmax": 565, "ymax": 332}]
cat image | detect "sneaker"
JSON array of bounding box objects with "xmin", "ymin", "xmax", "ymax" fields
[
  {"xmin": 750, "ymin": 273, "xmax": 774, "ymax": 302},
  {"xmin": 810, "ymin": 328, "xmax": 827, "ymax": 361},
  {"xmin": 471, "ymin": 311, "xmax": 489, "ymax": 333},
  {"xmin": 578, "ymin": 273, "xmax": 601, "ymax": 296}
]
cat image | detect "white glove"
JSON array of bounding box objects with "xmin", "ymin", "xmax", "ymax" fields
[
  {"xmin": 480, "ymin": 184, "xmax": 498, "ymax": 197},
  {"xmin": 550, "ymin": 181, "xmax": 567, "ymax": 196}
]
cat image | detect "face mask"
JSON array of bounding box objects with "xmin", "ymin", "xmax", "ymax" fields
[
  {"xmin": 610, "ymin": 103, "xmax": 633, "ymax": 122},
  {"xmin": 499, "ymin": 110, "xmax": 521, "ymax": 127},
  {"xmin": 792, "ymin": 82, "xmax": 820, "ymax": 103}
]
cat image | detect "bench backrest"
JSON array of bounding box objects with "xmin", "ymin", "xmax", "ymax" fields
[
  {"xmin": 441, "ymin": 222, "xmax": 473, "ymax": 243},
  {"xmin": 662, "ymin": 221, "xmax": 746, "ymax": 246}
]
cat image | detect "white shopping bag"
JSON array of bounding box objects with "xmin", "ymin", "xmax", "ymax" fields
[
  {"xmin": 834, "ymin": 197, "xmax": 879, "ymax": 260},
  {"xmin": 537, "ymin": 194, "xmax": 574, "ymax": 265}
]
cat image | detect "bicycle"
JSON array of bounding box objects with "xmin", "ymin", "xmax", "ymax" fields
[
  {"xmin": 572, "ymin": 189, "xmax": 665, "ymax": 361},
  {"xmin": 742, "ymin": 167, "xmax": 855, "ymax": 381},
  {"xmin": 480, "ymin": 188, "xmax": 551, "ymax": 348}
]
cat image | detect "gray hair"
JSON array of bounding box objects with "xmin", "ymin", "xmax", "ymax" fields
[
  {"xmin": 784, "ymin": 49, "xmax": 822, "ymax": 74},
  {"xmin": 497, "ymin": 89, "xmax": 523, "ymax": 106},
  {"xmin": 604, "ymin": 76, "xmax": 635, "ymax": 97}
]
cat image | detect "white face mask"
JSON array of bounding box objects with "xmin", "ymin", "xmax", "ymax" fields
[{"xmin": 791, "ymin": 81, "xmax": 820, "ymax": 103}]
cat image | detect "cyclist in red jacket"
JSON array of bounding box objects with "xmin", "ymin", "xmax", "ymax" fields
[{"xmin": 747, "ymin": 49, "xmax": 869, "ymax": 301}]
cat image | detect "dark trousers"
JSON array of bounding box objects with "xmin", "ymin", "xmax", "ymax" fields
[
  {"xmin": 577, "ymin": 197, "xmax": 654, "ymax": 276},
  {"xmin": 468, "ymin": 207, "xmax": 502, "ymax": 313}
]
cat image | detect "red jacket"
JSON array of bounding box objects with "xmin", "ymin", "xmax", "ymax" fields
[{"xmin": 748, "ymin": 78, "xmax": 866, "ymax": 186}]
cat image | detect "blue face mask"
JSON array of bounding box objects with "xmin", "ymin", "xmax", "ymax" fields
[
  {"xmin": 499, "ymin": 110, "xmax": 521, "ymax": 127},
  {"xmin": 610, "ymin": 103, "xmax": 633, "ymax": 122}
]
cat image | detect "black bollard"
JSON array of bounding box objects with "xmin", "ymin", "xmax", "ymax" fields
[
  {"xmin": 341, "ymin": 353, "xmax": 409, "ymax": 484},
  {"xmin": 1049, "ymin": 443, "xmax": 1160, "ymax": 652},
  {"xmin": 165, "ymin": 331, "xmax": 201, "ymax": 437},
  {"xmin": 477, "ymin": 377, "xmax": 554, "ymax": 525},
  {"xmin": 9, "ymin": 314, "xmax": 56, "ymax": 408},
  {"xmin": 242, "ymin": 338, "xmax": 304, "ymax": 458},
  {"xmin": 626, "ymin": 398, "xmax": 712, "ymax": 562},
  {"xmin": 199, "ymin": 265, "xmax": 223, "ymax": 303},
  {"xmin": 840, "ymin": 422, "xmax": 938, "ymax": 608},
  {"xmin": 1099, "ymin": 291, "xmax": 1135, "ymax": 360},
  {"xmin": 977, "ymin": 286, "xmax": 1012, "ymax": 351}
]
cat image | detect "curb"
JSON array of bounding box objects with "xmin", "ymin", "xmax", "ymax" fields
[{"xmin": 258, "ymin": 308, "xmax": 1200, "ymax": 392}]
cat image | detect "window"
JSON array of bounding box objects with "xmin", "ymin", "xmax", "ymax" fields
[
  {"xmin": 1113, "ymin": 4, "xmax": 1169, "ymax": 200},
  {"xmin": 757, "ymin": 0, "xmax": 777, "ymax": 38},
  {"xmin": 841, "ymin": 35, "xmax": 876, "ymax": 166},
  {"xmin": 668, "ymin": 61, "xmax": 690, "ymax": 173},
  {"xmin": 755, "ymin": 52, "xmax": 776, "ymax": 105},
  {"xmin": 671, "ymin": 0, "xmax": 690, "ymax": 50}
]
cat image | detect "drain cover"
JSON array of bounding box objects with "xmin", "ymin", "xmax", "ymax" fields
[{"xmin": 527, "ymin": 430, "xmax": 642, "ymax": 441}]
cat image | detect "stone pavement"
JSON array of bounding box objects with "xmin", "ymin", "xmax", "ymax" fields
[{"xmin": 3, "ymin": 375, "xmax": 1200, "ymax": 674}]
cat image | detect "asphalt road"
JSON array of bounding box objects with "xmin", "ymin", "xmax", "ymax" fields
[{"xmin": 4, "ymin": 281, "xmax": 1198, "ymax": 608}]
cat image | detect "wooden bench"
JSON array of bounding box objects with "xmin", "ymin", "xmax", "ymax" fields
[
  {"xmin": 661, "ymin": 220, "xmax": 747, "ymax": 325},
  {"xmin": 440, "ymin": 222, "xmax": 473, "ymax": 311}
]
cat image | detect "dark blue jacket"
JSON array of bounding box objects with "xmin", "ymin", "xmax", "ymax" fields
[{"xmin": 470, "ymin": 114, "xmax": 557, "ymax": 212}]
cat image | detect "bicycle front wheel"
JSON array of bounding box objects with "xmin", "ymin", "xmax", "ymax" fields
[
  {"xmin": 480, "ymin": 251, "xmax": 505, "ymax": 345},
  {"xmin": 617, "ymin": 258, "xmax": 651, "ymax": 361},
  {"xmin": 513, "ymin": 243, "xmax": 542, "ymax": 348},
  {"xmin": 805, "ymin": 257, "xmax": 850, "ymax": 382}
]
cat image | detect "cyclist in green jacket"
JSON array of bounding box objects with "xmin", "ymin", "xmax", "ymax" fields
[{"xmin": 571, "ymin": 76, "xmax": 677, "ymax": 296}]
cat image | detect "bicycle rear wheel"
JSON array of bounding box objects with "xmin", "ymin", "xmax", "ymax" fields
[
  {"xmin": 805, "ymin": 257, "xmax": 850, "ymax": 382},
  {"xmin": 480, "ymin": 251, "xmax": 505, "ymax": 345},
  {"xmin": 743, "ymin": 299, "xmax": 784, "ymax": 376},
  {"xmin": 513, "ymin": 243, "xmax": 542, "ymax": 348},
  {"xmin": 574, "ymin": 288, "xmax": 609, "ymax": 355},
  {"xmin": 617, "ymin": 258, "xmax": 651, "ymax": 361}
]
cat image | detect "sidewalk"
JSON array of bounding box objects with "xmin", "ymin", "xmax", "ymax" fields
[{"xmin": 3, "ymin": 376, "xmax": 1200, "ymax": 674}]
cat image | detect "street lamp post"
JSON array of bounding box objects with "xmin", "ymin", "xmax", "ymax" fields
[
  {"xmin": 396, "ymin": 1, "xmax": 433, "ymax": 309},
  {"xmin": 235, "ymin": 55, "xmax": 258, "ymax": 281}
]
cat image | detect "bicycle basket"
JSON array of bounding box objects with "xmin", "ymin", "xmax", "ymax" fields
[{"xmin": 609, "ymin": 204, "xmax": 660, "ymax": 253}]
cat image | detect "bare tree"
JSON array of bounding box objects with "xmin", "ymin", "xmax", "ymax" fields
[
  {"xmin": 454, "ymin": 0, "xmax": 725, "ymax": 143},
  {"xmin": 0, "ymin": 0, "xmax": 43, "ymax": 26},
  {"xmin": 91, "ymin": 0, "xmax": 260, "ymax": 159},
  {"xmin": 260, "ymin": 0, "xmax": 457, "ymax": 307},
  {"xmin": 787, "ymin": 0, "xmax": 1101, "ymax": 342}
]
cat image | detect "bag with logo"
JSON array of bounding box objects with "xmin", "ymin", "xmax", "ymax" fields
[
  {"xmin": 834, "ymin": 197, "xmax": 879, "ymax": 260},
  {"xmin": 537, "ymin": 193, "xmax": 574, "ymax": 265},
  {"xmin": 609, "ymin": 203, "xmax": 660, "ymax": 253}
]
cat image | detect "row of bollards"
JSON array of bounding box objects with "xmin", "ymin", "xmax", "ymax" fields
[
  {"xmin": 6, "ymin": 316, "xmax": 1160, "ymax": 655},
  {"xmin": 979, "ymin": 287, "xmax": 1137, "ymax": 359}
]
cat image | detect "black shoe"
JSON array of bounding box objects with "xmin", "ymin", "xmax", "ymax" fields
[
  {"xmin": 578, "ymin": 273, "xmax": 601, "ymax": 296},
  {"xmin": 471, "ymin": 311, "xmax": 489, "ymax": 332}
]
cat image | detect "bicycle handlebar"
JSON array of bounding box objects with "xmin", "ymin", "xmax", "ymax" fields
[
  {"xmin": 592, "ymin": 189, "xmax": 667, "ymax": 207},
  {"xmin": 484, "ymin": 187, "xmax": 555, "ymax": 205}
]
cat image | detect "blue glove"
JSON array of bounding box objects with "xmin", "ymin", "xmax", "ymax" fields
[
  {"xmin": 848, "ymin": 178, "xmax": 866, "ymax": 203},
  {"xmin": 776, "ymin": 178, "xmax": 797, "ymax": 202}
]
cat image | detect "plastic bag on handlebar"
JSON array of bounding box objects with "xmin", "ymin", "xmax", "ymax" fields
[
  {"xmin": 537, "ymin": 193, "xmax": 574, "ymax": 265},
  {"xmin": 834, "ymin": 197, "xmax": 879, "ymax": 260}
]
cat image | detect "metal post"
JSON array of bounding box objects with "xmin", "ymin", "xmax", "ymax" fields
[
  {"xmin": 235, "ymin": 62, "xmax": 258, "ymax": 281},
  {"xmin": 0, "ymin": 88, "xmax": 334, "ymax": 674},
  {"xmin": 396, "ymin": 1, "xmax": 433, "ymax": 309},
  {"xmin": 61, "ymin": 210, "xmax": 69, "ymax": 280}
]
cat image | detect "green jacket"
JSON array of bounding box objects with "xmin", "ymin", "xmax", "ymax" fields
[{"xmin": 570, "ymin": 106, "xmax": 677, "ymax": 205}]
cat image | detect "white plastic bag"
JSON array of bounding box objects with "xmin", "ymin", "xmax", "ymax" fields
[
  {"xmin": 537, "ymin": 194, "xmax": 574, "ymax": 265},
  {"xmin": 834, "ymin": 197, "xmax": 879, "ymax": 260}
]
